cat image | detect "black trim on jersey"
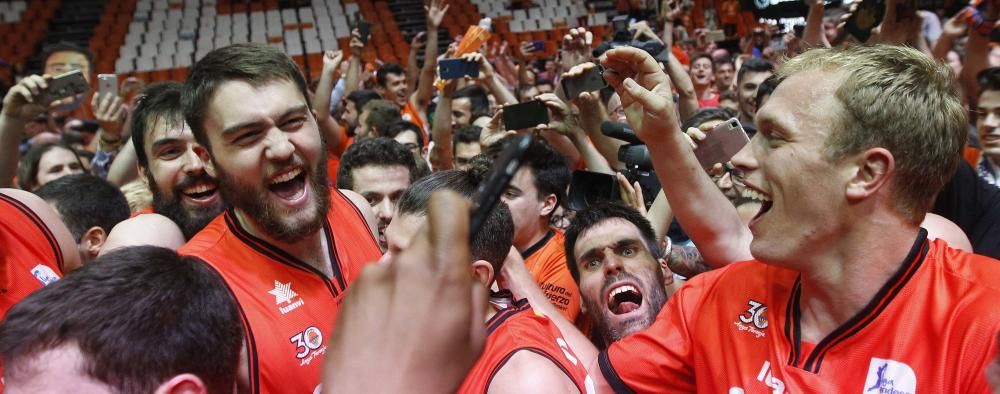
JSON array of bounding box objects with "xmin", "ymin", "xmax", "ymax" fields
[
  {"xmin": 224, "ymin": 210, "xmax": 341, "ymax": 298},
  {"xmin": 486, "ymin": 298, "xmax": 531, "ymax": 335},
  {"xmin": 598, "ymin": 350, "xmax": 635, "ymax": 394},
  {"xmin": 783, "ymin": 277, "xmax": 802, "ymax": 366},
  {"xmin": 485, "ymin": 348, "xmax": 582, "ymax": 392},
  {"xmin": 0, "ymin": 193, "xmax": 65, "ymax": 273},
  {"xmin": 197, "ymin": 258, "xmax": 261, "ymax": 394},
  {"xmin": 321, "ymin": 219, "xmax": 347, "ymax": 291},
  {"xmin": 787, "ymin": 229, "xmax": 929, "ymax": 374},
  {"xmin": 521, "ymin": 231, "xmax": 555, "ymax": 260},
  {"xmin": 336, "ymin": 188, "xmax": 381, "ymax": 253}
]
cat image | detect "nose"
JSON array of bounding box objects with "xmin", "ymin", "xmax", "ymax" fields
[
  {"xmin": 731, "ymin": 134, "xmax": 759, "ymax": 173},
  {"xmin": 181, "ymin": 147, "xmax": 206, "ymax": 175},
  {"xmin": 374, "ymin": 198, "xmax": 394, "ymax": 221},
  {"xmin": 603, "ymin": 251, "xmax": 625, "ymax": 277},
  {"xmin": 985, "ymin": 112, "xmax": 1000, "ymax": 129},
  {"xmin": 264, "ymin": 129, "xmax": 295, "ymax": 162}
]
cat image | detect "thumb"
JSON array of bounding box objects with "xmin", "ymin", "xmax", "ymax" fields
[{"xmin": 621, "ymin": 77, "xmax": 665, "ymax": 115}]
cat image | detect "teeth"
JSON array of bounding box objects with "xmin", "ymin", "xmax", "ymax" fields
[
  {"xmin": 270, "ymin": 168, "xmax": 302, "ymax": 184},
  {"xmin": 739, "ymin": 188, "xmax": 772, "ymax": 202},
  {"xmin": 608, "ymin": 285, "xmax": 638, "ymax": 304},
  {"xmin": 184, "ymin": 184, "xmax": 215, "ymax": 195}
]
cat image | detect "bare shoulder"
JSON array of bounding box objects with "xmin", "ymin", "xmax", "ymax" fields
[
  {"xmin": 487, "ymin": 350, "xmax": 580, "ymax": 394},
  {"xmin": 0, "ymin": 188, "xmax": 82, "ymax": 272},
  {"xmin": 101, "ymin": 213, "xmax": 186, "ymax": 256}
]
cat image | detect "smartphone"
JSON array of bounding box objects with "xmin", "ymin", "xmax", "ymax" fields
[
  {"xmin": 439, "ymin": 58, "xmax": 480, "ymax": 80},
  {"xmin": 98, "ymin": 74, "xmax": 118, "ymax": 99},
  {"xmin": 844, "ymin": 0, "xmax": 885, "ymax": 42},
  {"xmin": 39, "ymin": 69, "xmax": 89, "ymax": 105},
  {"xmin": 532, "ymin": 40, "xmax": 545, "ymax": 52},
  {"xmin": 567, "ymin": 170, "xmax": 620, "ymax": 210},
  {"xmin": 693, "ymin": 117, "xmax": 749, "ymax": 170},
  {"xmin": 705, "ymin": 29, "xmax": 725, "ymax": 42},
  {"xmin": 561, "ymin": 63, "xmax": 607, "ymax": 99},
  {"xmin": 502, "ymin": 100, "xmax": 550, "ymax": 131},
  {"xmin": 469, "ymin": 134, "xmax": 533, "ymax": 239},
  {"xmin": 354, "ymin": 13, "xmax": 370, "ymax": 45}
]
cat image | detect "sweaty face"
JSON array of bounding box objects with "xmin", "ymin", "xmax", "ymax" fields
[
  {"xmin": 379, "ymin": 73, "xmax": 409, "ymax": 107},
  {"xmin": 738, "ymin": 71, "xmax": 773, "ymax": 120},
  {"xmin": 453, "ymin": 141, "xmax": 481, "ymax": 170},
  {"xmin": 34, "ymin": 147, "xmax": 84, "ymax": 190},
  {"xmin": 452, "ymin": 98, "xmax": 473, "ymax": 129},
  {"xmin": 730, "ymin": 70, "xmax": 849, "ymax": 267},
  {"xmin": 144, "ymin": 118, "xmax": 225, "ymax": 239},
  {"xmin": 501, "ymin": 167, "xmax": 548, "ymax": 249},
  {"xmin": 977, "ymin": 90, "xmax": 1000, "ymax": 162},
  {"xmin": 689, "ymin": 58, "xmax": 713, "ymax": 87},
  {"xmin": 715, "ymin": 63, "xmax": 735, "ymax": 91},
  {"xmin": 574, "ymin": 218, "xmax": 666, "ymax": 345},
  {"xmin": 350, "ymin": 165, "xmax": 411, "ymax": 250},
  {"xmin": 203, "ymin": 79, "xmax": 329, "ymax": 244}
]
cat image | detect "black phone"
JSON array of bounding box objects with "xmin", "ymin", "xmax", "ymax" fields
[
  {"xmin": 439, "ymin": 58, "xmax": 480, "ymax": 80},
  {"xmin": 354, "ymin": 13, "xmax": 370, "ymax": 45},
  {"xmin": 567, "ymin": 170, "xmax": 620, "ymax": 210},
  {"xmin": 561, "ymin": 63, "xmax": 607, "ymax": 99},
  {"xmin": 844, "ymin": 0, "xmax": 885, "ymax": 42},
  {"xmin": 469, "ymin": 134, "xmax": 533, "ymax": 239},
  {"xmin": 502, "ymin": 100, "xmax": 550, "ymax": 131},
  {"xmin": 40, "ymin": 69, "xmax": 89, "ymax": 105}
]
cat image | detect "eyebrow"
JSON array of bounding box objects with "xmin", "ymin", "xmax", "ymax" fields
[
  {"xmin": 577, "ymin": 238, "xmax": 644, "ymax": 264},
  {"xmin": 150, "ymin": 138, "xmax": 185, "ymax": 151},
  {"xmin": 221, "ymin": 104, "xmax": 309, "ymax": 138}
]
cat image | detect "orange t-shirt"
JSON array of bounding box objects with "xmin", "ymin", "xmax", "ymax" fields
[
  {"xmin": 401, "ymin": 100, "xmax": 428, "ymax": 143},
  {"xmin": 179, "ymin": 188, "xmax": 381, "ymax": 394},
  {"xmin": 326, "ymin": 129, "xmax": 353, "ymax": 186},
  {"xmin": 522, "ymin": 231, "xmax": 581, "ymax": 322},
  {"xmin": 457, "ymin": 298, "xmax": 593, "ymax": 393},
  {"xmin": 601, "ymin": 232, "xmax": 1000, "ymax": 393}
]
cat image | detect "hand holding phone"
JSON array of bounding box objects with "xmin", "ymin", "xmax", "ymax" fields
[
  {"xmin": 692, "ymin": 118, "xmax": 749, "ymax": 170},
  {"xmin": 98, "ymin": 74, "xmax": 118, "ymax": 99},
  {"xmin": 439, "ymin": 58, "xmax": 480, "ymax": 80},
  {"xmin": 561, "ymin": 63, "xmax": 607, "ymax": 100},
  {"xmin": 502, "ymin": 100, "xmax": 550, "ymax": 131},
  {"xmin": 39, "ymin": 70, "xmax": 89, "ymax": 105}
]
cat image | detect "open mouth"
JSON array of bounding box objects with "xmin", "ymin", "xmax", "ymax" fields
[
  {"xmin": 267, "ymin": 167, "xmax": 307, "ymax": 202},
  {"xmin": 606, "ymin": 283, "xmax": 644, "ymax": 315},
  {"xmin": 983, "ymin": 135, "xmax": 1000, "ymax": 145},
  {"xmin": 179, "ymin": 179, "xmax": 220, "ymax": 205}
]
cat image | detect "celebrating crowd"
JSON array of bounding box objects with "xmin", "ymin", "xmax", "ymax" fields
[{"xmin": 3, "ymin": 0, "xmax": 1000, "ymax": 392}]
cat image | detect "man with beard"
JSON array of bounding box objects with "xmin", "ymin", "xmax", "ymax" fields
[
  {"xmin": 337, "ymin": 137, "xmax": 420, "ymax": 250},
  {"xmin": 382, "ymin": 167, "xmax": 591, "ymax": 393},
  {"xmin": 563, "ymin": 203, "xmax": 682, "ymax": 348},
  {"xmin": 106, "ymin": 82, "xmax": 227, "ymax": 246},
  {"xmin": 179, "ymin": 43, "xmax": 381, "ymax": 394}
]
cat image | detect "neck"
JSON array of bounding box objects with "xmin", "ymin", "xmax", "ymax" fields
[
  {"xmin": 234, "ymin": 209, "xmax": 331, "ymax": 276},
  {"xmin": 514, "ymin": 222, "xmax": 550, "ymax": 254},
  {"xmin": 694, "ymin": 83, "xmax": 712, "ymax": 99},
  {"xmin": 739, "ymin": 111, "xmax": 754, "ymax": 127},
  {"xmin": 796, "ymin": 212, "xmax": 921, "ymax": 343}
]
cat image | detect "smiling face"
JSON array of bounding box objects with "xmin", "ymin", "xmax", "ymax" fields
[
  {"xmin": 689, "ymin": 57, "xmax": 714, "ymax": 88},
  {"xmin": 573, "ymin": 218, "xmax": 666, "ymax": 345},
  {"xmin": 977, "ymin": 90, "xmax": 1000, "ymax": 162},
  {"xmin": 143, "ymin": 118, "xmax": 225, "ymax": 239},
  {"xmin": 731, "ymin": 70, "xmax": 850, "ymax": 267},
  {"xmin": 202, "ymin": 79, "xmax": 328, "ymax": 243},
  {"xmin": 377, "ymin": 73, "xmax": 408, "ymax": 107},
  {"xmin": 738, "ymin": 71, "xmax": 773, "ymax": 120},
  {"xmin": 34, "ymin": 147, "xmax": 84, "ymax": 189},
  {"xmin": 351, "ymin": 165, "xmax": 411, "ymax": 250},
  {"xmin": 715, "ymin": 62, "xmax": 735, "ymax": 91}
]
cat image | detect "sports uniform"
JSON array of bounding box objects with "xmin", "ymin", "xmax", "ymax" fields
[
  {"xmin": 601, "ymin": 231, "xmax": 1000, "ymax": 393},
  {"xmin": 458, "ymin": 296, "xmax": 594, "ymax": 393},
  {"xmin": 522, "ymin": 231, "xmax": 581, "ymax": 322},
  {"xmin": 179, "ymin": 188, "xmax": 381, "ymax": 394},
  {"xmin": 401, "ymin": 100, "xmax": 428, "ymax": 142}
]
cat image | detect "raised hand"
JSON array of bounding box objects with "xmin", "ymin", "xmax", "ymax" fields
[
  {"xmin": 322, "ymin": 50, "xmax": 344, "ymax": 75},
  {"xmin": 91, "ymin": 92, "xmax": 127, "ymax": 141},
  {"xmin": 600, "ymin": 47, "xmax": 677, "ymax": 143},
  {"xmin": 411, "ymin": 31, "xmax": 427, "ymax": 51},
  {"xmin": 2, "ymin": 75, "xmax": 50, "ymax": 121},
  {"xmin": 426, "ymin": 0, "xmax": 450, "ymax": 28}
]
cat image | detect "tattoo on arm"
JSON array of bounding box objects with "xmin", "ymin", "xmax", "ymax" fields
[{"xmin": 668, "ymin": 244, "xmax": 711, "ymax": 278}]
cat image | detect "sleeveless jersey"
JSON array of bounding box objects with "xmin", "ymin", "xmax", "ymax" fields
[{"xmin": 522, "ymin": 231, "xmax": 581, "ymax": 321}]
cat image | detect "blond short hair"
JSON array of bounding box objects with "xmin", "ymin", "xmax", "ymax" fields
[
  {"xmin": 121, "ymin": 180, "xmax": 153, "ymax": 215},
  {"xmin": 778, "ymin": 45, "xmax": 966, "ymax": 223}
]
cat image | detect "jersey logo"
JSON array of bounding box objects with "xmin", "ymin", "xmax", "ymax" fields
[
  {"xmin": 733, "ymin": 299, "xmax": 767, "ymax": 338},
  {"xmin": 268, "ymin": 281, "xmax": 305, "ymax": 314},
  {"xmin": 863, "ymin": 358, "xmax": 915, "ymax": 394},
  {"xmin": 31, "ymin": 264, "xmax": 60, "ymax": 286},
  {"xmin": 290, "ymin": 326, "xmax": 328, "ymax": 366}
]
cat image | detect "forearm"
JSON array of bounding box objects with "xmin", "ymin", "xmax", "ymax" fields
[
  {"xmin": 802, "ymin": 3, "xmax": 828, "ymax": 48},
  {"xmin": 431, "ymin": 97, "xmax": 454, "ymax": 170},
  {"xmin": 668, "ymin": 243, "xmax": 711, "ymax": 277},
  {"xmin": 539, "ymin": 131, "xmax": 581, "ymax": 166},
  {"xmin": 314, "ymin": 71, "xmax": 345, "ymax": 153},
  {"xmin": 485, "ymin": 76, "xmax": 518, "ymax": 106},
  {"xmin": 569, "ymin": 132, "xmax": 612, "ymax": 173},
  {"xmin": 106, "ymin": 139, "xmax": 139, "ymax": 186},
  {"xmin": 414, "ymin": 27, "xmax": 440, "ymax": 108},
  {"xmin": 664, "ymin": 54, "xmax": 698, "ymax": 122},
  {"xmin": 646, "ymin": 131, "xmax": 752, "ymax": 266},
  {"xmin": 646, "ymin": 190, "xmax": 673, "ymax": 242},
  {"xmin": 345, "ymin": 56, "xmax": 362, "ymax": 98},
  {"xmin": 0, "ymin": 113, "xmax": 24, "ymax": 188},
  {"xmin": 932, "ymin": 34, "xmax": 956, "ymax": 61},
  {"xmin": 581, "ymin": 119, "xmax": 626, "ymax": 169},
  {"xmin": 407, "ymin": 48, "xmax": 420, "ymax": 93}
]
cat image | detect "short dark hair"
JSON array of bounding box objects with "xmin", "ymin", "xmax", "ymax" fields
[
  {"xmin": 34, "ymin": 174, "xmax": 130, "ymax": 242},
  {"xmin": 713, "ymin": 55, "xmax": 734, "ymax": 68},
  {"xmin": 453, "ymin": 125, "xmax": 482, "ymax": 152},
  {"xmin": 0, "ymin": 246, "xmax": 242, "ymax": 393},
  {"xmin": 336, "ymin": 137, "xmax": 418, "ymax": 189},
  {"xmin": 376, "ymin": 63, "xmax": 406, "ymax": 87},
  {"xmin": 346, "ymin": 89, "xmax": 382, "ymax": 113},
  {"xmin": 977, "ymin": 67, "xmax": 1000, "ymax": 93},
  {"xmin": 17, "ymin": 143, "xmax": 84, "ymax": 190},
  {"xmin": 41, "ymin": 41, "xmax": 93, "ymax": 71},
  {"xmin": 719, "ymin": 90, "xmax": 738, "ymax": 102},
  {"xmin": 384, "ymin": 120, "xmax": 424, "ymax": 148},
  {"xmin": 183, "ymin": 43, "xmax": 309, "ymax": 150},
  {"xmin": 692, "ymin": 53, "xmax": 714, "ymax": 71},
  {"xmin": 453, "ymin": 85, "xmax": 491, "ymax": 120},
  {"xmin": 519, "ymin": 139, "xmax": 570, "ymax": 215},
  {"xmin": 564, "ymin": 202, "xmax": 661, "ymax": 283},
  {"xmin": 362, "ymin": 99, "xmax": 402, "ymax": 135},
  {"xmin": 130, "ymin": 82, "xmax": 185, "ymax": 170},
  {"xmin": 737, "ymin": 57, "xmax": 775, "ymax": 84},
  {"xmin": 396, "ymin": 162, "xmax": 514, "ymax": 272},
  {"xmin": 680, "ymin": 107, "xmax": 738, "ymax": 131},
  {"xmin": 755, "ymin": 74, "xmax": 781, "ymax": 106}
]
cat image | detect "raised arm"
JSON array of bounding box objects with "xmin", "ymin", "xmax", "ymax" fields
[
  {"xmin": 412, "ymin": 0, "xmax": 450, "ymax": 110},
  {"xmin": 466, "ymin": 52, "xmax": 518, "ymax": 106},
  {"xmin": 431, "ymin": 78, "xmax": 459, "ymax": 170},
  {"xmin": 601, "ymin": 47, "xmax": 752, "ymax": 266},
  {"xmin": 313, "ymin": 50, "xmax": 346, "ymax": 154},
  {"xmin": 407, "ymin": 32, "xmax": 426, "ymax": 94},
  {"xmin": 0, "ymin": 75, "xmax": 50, "ymax": 188},
  {"xmin": 662, "ymin": 51, "xmax": 699, "ymax": 123},
  {"xmin": 344, "ymin": 29, "xmax": 366, "ymax": 98},
  {"xmin": 802, "ymin": 0, "xmax": 830, "ymax": 48},
  {"xmin": 932, "ymin": 12, "xmax": 967, "ymax": 63}
]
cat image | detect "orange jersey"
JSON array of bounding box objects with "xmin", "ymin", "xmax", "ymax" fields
[
  {"xmin": 523, "ymin": 231, "xmax": 581, "ymax": 321},
  {"xmin": 458, "ymin": 298, "xmax": 593, "ymax": 393},
  {"xmin": 601, "ymin": 232, "xmax": 1000, "ymax": 393},
  {"xmin": 0, "ymin": 193, "xmax": 65, "ymax": 316},
  {"xmin": 179, "ymin": 189, "xmax": 381, "ymax": 394},
  {"xmin": 401, "ymin": 100, "xmax": 428, "ymax": 142}
]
